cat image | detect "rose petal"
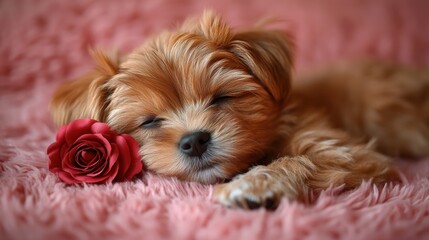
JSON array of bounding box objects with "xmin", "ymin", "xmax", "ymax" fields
[
  {"xmin": 73, "ymin": 145, "xmax": 91, "ymax": 168},
  {"xmin": 79, "ymin": 152, "xmax": 106, "ymax": 175},
  {"xmin": 76, "ymin": 149, "xmax": 99, "ymax": 169},
  {"xmin": 106, "ymin": 163, "xmax": 119, "ymax": 183},
  {"xmin": 47, "ymin": 142, "xmax": 62, "ymax": 171},
  {"xmin": 59, "ymin": 143, "xmax": 69, "ymax": 159},
  {"xmin": 57, "ymin": 171, "xmax": 80, "ymax": 184},
  {"xmin": 67, "ymin": 143, "xmax": 87, "ymax": 168},
  {"xmin": 75, "ymin": 134, "xmax": 111, "ymax": 155},
  {"xmin": 91, "ymin": 122, "xmax": 115, "ymax": 139},
  {"xmin": 75, "ymin": 134, "xmax": 116, "ymax": 173},
  {"xmin": 121, "ymin": 134, "xmax": 143, "ymax": 180},
  {"xmin": 114, "ymin": 136, "xmax": 131, "ymax": 181},
  {"xmin": 71, "ymin": 134, "xmax": 110, "ymax": 168},
  {"xmin": 65, "ymin": 119, "xmax": 97, "ymax": 145},
  {"xmin": 87, "ymin": 146, "xmax": 113, "ymax": 176},
  {"xmin": 80, "ymin": 149, "xmax": 97, "ymax": 163},
  {"xmin": 47, "ymin": 127, "xmax": 69, "ymax": 174},
  {"xmin": 86, "ymin": 158, "xmax": 108, "ymax": 176},
  {"xmin": 55, "ymin": 125, "xmax": 67, "ymax": 143},
  {"xmin": 62, "ymin": 151, "xmax": 84, "ymax": 175},
  {"xmin": 75, "ymin": 162, "xmax": 119, "ymax": 184},
  {"xmin": 107, "ymin": 143, "xmax": 120, "ymax": 170},
  {"xmin": 70, "ymin": 143, "xmax": 97, "ymax": 166},
  {"xmin": 84, "ymin": 143, "xmax": 119, "ymax": 180},
  {"xmin": 84, "ymin": 150, "xmax": 104, "ymax": 170},
  {"xmin": 114, "ymin": 135, "xmax": 143, "ymax": 181},
  {"xmin": 63, "ymin": 146, "xmax": 102, "ymax": 176},
  {"xmin": 85, "ymin": 146, "xmax": 117, "ymax": 178},
  {"xmin": 75, "ymin": 173, "xmax": 109, "ymax": 184}
]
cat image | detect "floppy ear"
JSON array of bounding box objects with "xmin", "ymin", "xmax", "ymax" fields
[
  {"xmin": 229, "ymin": 30, "xmax": 294, "ymax": 106},
  {"xmin": 50, "ymin": 49, "xmax": 120, "ymax": 126},
  {"xmin": 183, "ymin": 11, "xmax": 293, "ymax": 105}
]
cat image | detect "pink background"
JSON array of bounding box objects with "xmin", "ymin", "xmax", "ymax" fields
[{"xmin": 1, "ymin": 0, "xmax": 429, "ymax": 239}]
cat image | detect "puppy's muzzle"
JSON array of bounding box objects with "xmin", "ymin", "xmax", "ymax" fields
[{"xmin": 179, "ymin": 131, "xmax": 211, "ymax": 157}]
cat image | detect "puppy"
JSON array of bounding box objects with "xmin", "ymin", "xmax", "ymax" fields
[{"xmin": 50, "ymin": 11, "xmax": 429, "ymax": 209}]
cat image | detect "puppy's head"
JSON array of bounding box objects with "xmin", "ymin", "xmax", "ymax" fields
[{"xmin": 50, "ymin": 11, "xmax": 293, "ymax": 183}]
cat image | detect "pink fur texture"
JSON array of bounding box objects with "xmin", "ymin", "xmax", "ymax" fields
[{"xmin": 1, "ymin": 0, "xmax": 429, "ymax": 239}]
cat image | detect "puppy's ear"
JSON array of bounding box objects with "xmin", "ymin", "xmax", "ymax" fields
[
  {"xmin": 50, "ymin": 49, "xmax": 119, "ymax": 126},
  {"xmin": 181, "ymin": 10, "xmax": 232, "ymax": 46},
  {"xmin": 229, "ymin": 30, "xmax": 294, "ymax": 105}
]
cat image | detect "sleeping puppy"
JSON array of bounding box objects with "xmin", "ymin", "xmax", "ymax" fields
[{"xmin": 50, "ymin": 11, "xmax": 429, "ymax": 209}]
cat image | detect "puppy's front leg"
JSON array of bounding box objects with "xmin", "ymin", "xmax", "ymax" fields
[
  {"xmin": 213, "ymin": 127, "xmax": 398, "ymax": 210},
  {"xmin": 214, "ymin": 156, "xmax": 314, "ymax": 209}
]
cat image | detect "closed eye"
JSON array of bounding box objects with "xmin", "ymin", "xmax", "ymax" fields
[
  {"xmin": 140, "ymin": 115, "xmax": 164, "ymax": 128},
  {"xmin": 210, "ymin": 95, "xmax": 233, "ymax": 106}
]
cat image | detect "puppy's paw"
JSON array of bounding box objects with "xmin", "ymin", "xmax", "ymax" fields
[{"xmin": 213, "ymin": 166, "xmax": 296, "ymax": 210}]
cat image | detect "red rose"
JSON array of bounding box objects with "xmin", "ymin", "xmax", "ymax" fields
[{"xmin": 47, "ymin": 119, "xmax": 143, "ymax": 184}]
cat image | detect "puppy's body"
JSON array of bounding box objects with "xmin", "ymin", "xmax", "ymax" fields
[
  {"xmin": 51, "ymin": 12, "xmax": 429, "ymax": 209},
  {"xmin": 215, "ymin": 60, "xmax": 429, "ymax": 208}
]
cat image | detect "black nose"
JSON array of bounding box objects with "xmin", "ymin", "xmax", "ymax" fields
[{"xmin": 179, "ymin": 131, "xmax": 211, "ymax": 157}]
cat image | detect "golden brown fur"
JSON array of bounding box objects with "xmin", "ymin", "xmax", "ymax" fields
[{"xmin": 50, "ymin": 11, "xmax": 429, "ymax": 209}]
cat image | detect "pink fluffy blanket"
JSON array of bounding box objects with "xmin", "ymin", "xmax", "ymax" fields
[{"xmin": 1, "ymin": 0, "xmax": 429, "ymax": 239}]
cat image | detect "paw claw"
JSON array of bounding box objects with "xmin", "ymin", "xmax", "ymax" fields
[
  {"xmin": 263, "ymin": 197, "xmax": 278, "ymax": 210},
  {"xmin": 244, "ymin": 198, "xmax": 262, "ymax": 210}
]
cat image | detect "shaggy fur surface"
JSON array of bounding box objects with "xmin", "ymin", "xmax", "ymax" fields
[{"xmin": 1, "ymin": 0, "xmax": 429, "ymax": 239}]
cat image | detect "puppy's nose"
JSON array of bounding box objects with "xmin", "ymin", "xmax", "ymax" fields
[{"xmin": 179, "ymin": 131, "xmax": 211, "ymax": 157}]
